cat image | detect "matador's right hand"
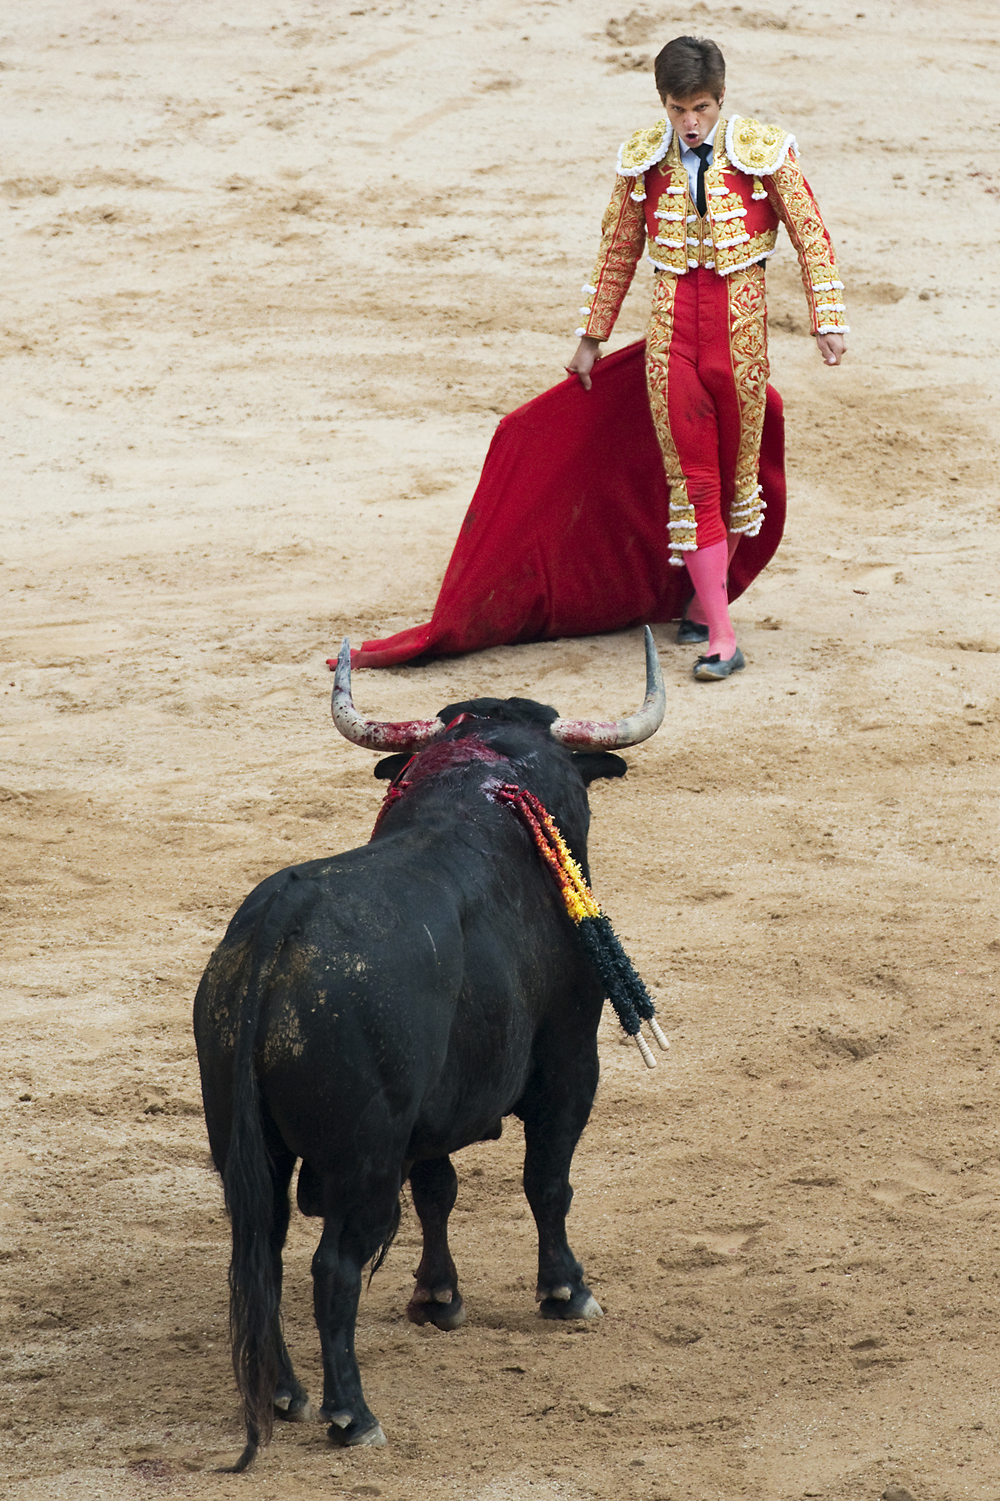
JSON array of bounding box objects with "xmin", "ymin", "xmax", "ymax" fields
[{"xmin": 565, "ymin": 336, "xmax": 602, "ymax": 391}]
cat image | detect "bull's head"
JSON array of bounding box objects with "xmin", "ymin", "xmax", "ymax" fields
[{"xmin": 330, "ymin": 628, "xmax": 666, "ymax": 752}]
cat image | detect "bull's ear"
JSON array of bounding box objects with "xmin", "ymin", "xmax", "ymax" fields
[
  {"xmin": 374, "ymin": 752, "xmax": 412, "ymax": 780},
  {"xmin": 572, "ymin": 751, "xmax": 628, "ymax": 784}
]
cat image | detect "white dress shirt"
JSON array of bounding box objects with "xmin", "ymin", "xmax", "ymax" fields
[{"xmin": 678, "ymin": 121, "xmax": 720, "ymax": 205}]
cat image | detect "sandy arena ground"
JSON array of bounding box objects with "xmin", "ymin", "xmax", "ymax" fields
[{"xmin": 2, "ymin": 2, "xmax": 999, "ymax": 1498}]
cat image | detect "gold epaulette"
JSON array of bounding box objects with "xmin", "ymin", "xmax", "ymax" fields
[
  {"xmin": 724, "ymin": 115, "xmax": 797, "ymax": 175},
  {"xmin": 616, "ymin": 119, "xmax": 672, "ymax": 177}
]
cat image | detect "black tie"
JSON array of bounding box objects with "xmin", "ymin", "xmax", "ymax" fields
[{"xmin": 694, "ymin": 143, "xmax": 712, "ymax": 217}]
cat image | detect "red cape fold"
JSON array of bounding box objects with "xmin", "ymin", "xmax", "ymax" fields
[{"xmin": 345, "ymin": 339, "xmax": 785, "ymax": 670}]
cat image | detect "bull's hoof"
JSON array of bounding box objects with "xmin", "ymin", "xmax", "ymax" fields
[
  {"xmin": 407, "ymin": 1288, "xmax": 466, "ymax": 1330},
  {"xmin": 274, "ymin": 1381, "xmax": 313, "ymax": 1422},
  {"xmin": 539, "ymin": 1290, "xmax": 603, "ymax": 1321},
  {"xmin": 323, "ymin": 1412, "xmax": 387, "ymax": 1448},
  {"xmin": 275, "ymin": 1395, "xmax": 314, "ymax": 1422},
  {"xmin": 350, "ymin": 1423, "xmax": 387, "ymax": 1448}
]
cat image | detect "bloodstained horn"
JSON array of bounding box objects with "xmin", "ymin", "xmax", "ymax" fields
[
  {"xmin": 548, "ymin": 627, "xmax": 666, "ymax": 749},
  {"xmin": 330, "ymin": 638, "xmax": 446, "ymax": 752}
]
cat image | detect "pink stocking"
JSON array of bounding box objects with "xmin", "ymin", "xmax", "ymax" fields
[
  {"xmin": 684, "ymin": 537, "xmax": 737, "ymax": 659},
  {"xmin": 683, "ymin": 533, "xmax": 742, "ymax": 637}
]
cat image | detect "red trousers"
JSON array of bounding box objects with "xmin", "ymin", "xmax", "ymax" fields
[{"xmin": 645, "ymin": 264, "xmax": 770, "ymax": 566}]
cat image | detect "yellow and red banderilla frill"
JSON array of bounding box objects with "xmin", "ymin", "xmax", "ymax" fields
[{"xmin": 491, "ymin": 783, "xmax": 670, "ymax": 1069}]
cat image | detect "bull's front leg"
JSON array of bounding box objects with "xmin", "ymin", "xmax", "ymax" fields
[
  {"xmin": 520, "ymin": 1044, "xmax": 603, "ymax": 1322},
  {"xmin": 406, "ymin": 1156, "xmax": 466, "ymax": 1330}
]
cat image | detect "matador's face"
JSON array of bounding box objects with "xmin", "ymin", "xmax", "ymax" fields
[{"xmin": 662, "ymin": 91, "xmax": 724, "ymax": 149}]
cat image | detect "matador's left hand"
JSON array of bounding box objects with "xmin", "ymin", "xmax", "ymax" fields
[{"xmin": 815, "ymin": 332, "xmax": 846, "ymax": 366}]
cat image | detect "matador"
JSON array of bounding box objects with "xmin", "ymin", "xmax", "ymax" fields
[{"xmin": 567, "ymin": 35, "xmax": 848, "ymax": 680}]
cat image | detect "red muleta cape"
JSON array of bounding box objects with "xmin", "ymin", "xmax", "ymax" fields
[{"xmin": 343, "ymin": 339, "xmax": 785, "ymax": 670}]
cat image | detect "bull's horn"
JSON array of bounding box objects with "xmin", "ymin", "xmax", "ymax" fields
[
  {"xmin": 549, "ymin": 627, "xmax": 666, "ymax": 750},
  {"xmin": 330, "ymin": 638, "xmax": 446, "ymax": 752}
]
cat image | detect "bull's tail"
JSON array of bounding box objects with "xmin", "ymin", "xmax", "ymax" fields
[
  {"xmin": 367, "ymin": 1194, "xmax": 402, "ymax": 1286},
  {"xmin": 220, "ymin": 879, "xmax": 302, "ymax": 1473}
]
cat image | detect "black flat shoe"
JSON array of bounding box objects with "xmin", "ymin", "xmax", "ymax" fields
[
  {"xmin": 677, "ymin": 618, "xmax": 710, "ymax": 645},
  {"xmin": 693, "ymin": 647, "xmax": 745, "ymax": 681}
]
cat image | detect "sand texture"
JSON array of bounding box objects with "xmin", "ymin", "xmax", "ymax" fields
[{"xmin": 2, "ymin": 2, "xmax": 999, "ymax": 1498}]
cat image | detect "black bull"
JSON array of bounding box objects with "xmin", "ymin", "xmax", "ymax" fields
[{"xmin": 194, "ymin": 655, "xmax": 662, "ymax": 1468}]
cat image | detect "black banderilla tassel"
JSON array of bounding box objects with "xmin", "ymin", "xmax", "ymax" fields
[{"xmin": 491, "ymin": 783, "xmax": 670, "ymax": 1068}]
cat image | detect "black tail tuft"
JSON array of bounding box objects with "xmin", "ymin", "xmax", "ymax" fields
[
  {"xmin": 218, "ymin": 1439, "xmax": 259, "ymax": 1474},
  {"xmin": 367, "ymin": 1194, "xmax": 403, "ymax": 1286}
]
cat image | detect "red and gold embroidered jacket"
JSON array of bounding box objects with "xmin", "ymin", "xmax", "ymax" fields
[{"xmin": 576, "ymin": 114, "xmax": 847, "ymax": 341}]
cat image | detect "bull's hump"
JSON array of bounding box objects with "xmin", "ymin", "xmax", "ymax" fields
[{"xmin": 392, "ymin": 734, "xmax": 510, "ymax": 789}]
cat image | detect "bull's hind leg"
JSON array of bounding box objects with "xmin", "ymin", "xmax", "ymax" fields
[
  {"xmin": 311, "ymin": 1187, "xmax": 400, "ymax": 1448},
  {"xmin": 520, "ymin": 1043, "xmax": 603, "ymax": 1322},
  {"xmin": 406, "ymin": 1156, "xmax": 466, "ymax": 1330}
]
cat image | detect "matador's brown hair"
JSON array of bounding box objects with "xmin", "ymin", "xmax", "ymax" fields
[{"xmin": 654, "ymin": 36, "xmax": 726, "ymax": 102}]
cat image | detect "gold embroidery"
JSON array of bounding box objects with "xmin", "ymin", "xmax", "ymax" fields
[
  {"xmin": 646, "ymin": 138, "xmax": 692, "ymax": 274},
  {"xmin": 583, "ymin": 117, "xmax": 845, "ymax": 349},
  {"xmin": 651, "ymin": 169, "xmax": 689, "ymax": 275},
  {"xmin": 582, "ymin": 174, "xmax": 647, "ymax": 340},
  {"xmin": 727, "ymin": 116, "xmax": 795, "ymax": 175},
  {"xmin": 619, "ymin": 119, "xmax": 671, "ymax": 175},
  {"xmin": 703, "ymin": 162, "xmax": 727, "ymax": 198},
  {"xmin": 706, "ymin": 188, "xmax": 745, "ymax": 216},
  {"xmin": 644, "ymin": 277, "xmax": 696, "ymax": 568},
  {"xmin": 650, "ymin": 124, "xmax": 782, "ymax": 274},
  {"xmin": 715, "ymin": 227, "xmax": 778, "ymax": 275},
  {"xmin": 767, "ymin": 156, "xmax": 847, "ymax": 332},
  {"xmin": 726, "ymin": 265, "xmax": 769, "ymax": 536}
]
